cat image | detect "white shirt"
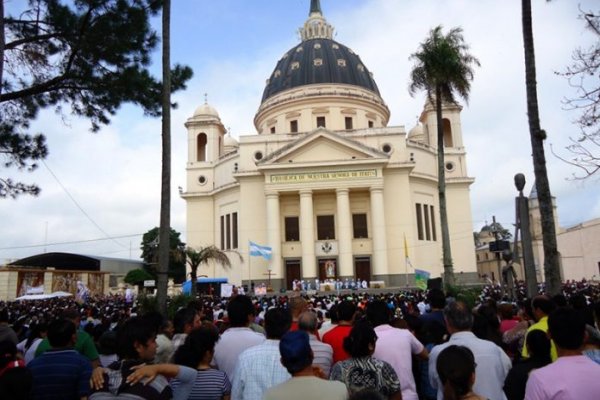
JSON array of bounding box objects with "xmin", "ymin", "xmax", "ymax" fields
[
  {"xmin": 429, "ymin": 331, "xmax": 511, "ymax": 400},
  {"xmin": 213, "ymin": 326, "xmax": 265, "ymax": 381}
]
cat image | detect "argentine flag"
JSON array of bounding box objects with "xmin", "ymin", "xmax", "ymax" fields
[{"xmin": 249, "ymin": 241, "xmax": 272, "ymax": 260}]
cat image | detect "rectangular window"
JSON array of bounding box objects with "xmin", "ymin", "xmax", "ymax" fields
[
  {"xmin": 416, "ymin": 204, "xmax": 424, "ymax": 240},
  {"xmin": 430, "ymin": 206, "xmax": 437, "ymax": 241},
  {"xmin": 424, "ymin": 204, "xmax": 431, "ymax": 241},
  {"xmin": 226, "ymin": 214, "xmax": 231, "ymax": 250},
  {"xmin": 270, "ymin": 126, "xmax": 276, "ymax": 134},
  {"xmin": 317, "ymin": 215, "xmax": 335, "ymax": 240},
  {"xmin": 352, "ymin": 213, "xmax": 368, "ymax": 238},
  {"xmin": 290, "ymin": 120, "xmax": 298, "ymax": 133},
  {"xmin": 316, "ymin": 116, "xmax": 326, "ymax": 128},
  {"xmin": 220, "ymin": 216, "xmax": 225, "ymax": 249},
  {"xmin": 232, "ymin": 212, "xmax": 238, "ymax": 249},
  {"xmin": 285, "ymin": 216, "xmax": 300, "ymax": 241},
  {"xmin": 345, "ymin": 117, "xmax": 353, "ymax": 130},
  {"xmin": 368, "ymin": 120, "xmax": 374, "ymax": 128}
]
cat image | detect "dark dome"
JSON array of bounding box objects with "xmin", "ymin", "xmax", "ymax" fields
[{"xmin": 261, "ymin": 38, "xmax": 381, "ymax": 102}]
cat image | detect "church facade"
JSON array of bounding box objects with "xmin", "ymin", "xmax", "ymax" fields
[{"xmin": 181, "ymin": 1, "xmax": 477, "ymax": 290}]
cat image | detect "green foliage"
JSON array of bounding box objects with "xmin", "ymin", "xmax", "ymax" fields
[
  {"xmin": 141, "ymin": 227, "xmax": 186, "ymax": 283},
  {"xmin": 0, "ymin": 0, "xmax": 193, "ymax": 197},
  {"xmin": 185, "ymin": 246, "xmax": 240, "ymax": 297},
  {"xmin": 124, "ymin": 268, "xmax": 154, "ymax": 286},
  {"xmin": 136, "ymin": 293, "xmax": 193, "ymax": 320}
]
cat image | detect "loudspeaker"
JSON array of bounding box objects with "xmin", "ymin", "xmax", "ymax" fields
[{"xmin": 427, "ymin": 277, "xmax": 442, "ymax": 290}]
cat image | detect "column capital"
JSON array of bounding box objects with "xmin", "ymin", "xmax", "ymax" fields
[
  {"xmin": 265, "ymin": 191, "xmax": 279, "ymax": 199},
  {"xmin": 299, "ymin": 189, "xmax": 313, "ymax": 197},
  {"xmin": 369, "ymin": 185, "xmax": 384, "ymax": 193},
  {"xmin": 335, "ymin": 188, "xmax": 350, "ymax": 195}
]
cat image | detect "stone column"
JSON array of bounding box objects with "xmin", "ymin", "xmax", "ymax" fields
[
  {"xmin": 370, "ymin": 186, "xmax": 388, "ymax": 276},
  {"xmin": 266, "ymin": 192, "xmax": 282, "ymax": 279},
  {"xmin": 336, "ymin": 188, "xmax": 353, "ymax": 277},
  {"xmin": 300, "ymin": 190, "xmax": 316, "ymax": 278}
]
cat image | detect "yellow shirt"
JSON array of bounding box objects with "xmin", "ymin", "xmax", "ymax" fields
[{"xmin": 521, "ymin": 316, "xmax": 557, "ymax": 361}]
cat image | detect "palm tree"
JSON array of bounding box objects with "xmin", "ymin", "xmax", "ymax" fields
[
  {"xmin": 186, "ymin": 246, "xmax": 242, "ymax": 298},
  {"xmin": 157, "ymin": 0, "xmax": 172, "ymax": 316},
  {"xmin": 521, "ymin": 0, "xmax": 561, "ymax": 296},
  {"xmin": 409, "ymin": 26, "xmax": 480, "ymax": 287}
]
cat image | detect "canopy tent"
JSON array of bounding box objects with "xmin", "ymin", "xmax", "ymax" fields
[
  {"xmin": 15, "ymin": 291, "xmax": 74, "ymax": 301},
  {"xmin": 182, "ymin": 277, "xmax": 228, "ymax": 295}
]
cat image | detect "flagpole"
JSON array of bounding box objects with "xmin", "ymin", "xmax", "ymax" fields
[
  {"xmin": 248, "ymin": 244, "xmax": 252, "ymax": 294},
  {"xmin": 404, "ymin": 234, "xmax": 409, "ymax": 288}
]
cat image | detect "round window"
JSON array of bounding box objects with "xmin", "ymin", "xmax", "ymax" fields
[
  {"xmin": 198, "ymin": 175, "xmax": 207, "ymax": 185},
  {"xmin": 445, "ymin": 162, "xmax": 455, "ymax": 172},
  {"xmin": 254, "ymin": 151, "xmax": 264, "ymax": 161},
  {"xmin": 382, "ymin": 143, "xmax": 392, "ymax": 154}
]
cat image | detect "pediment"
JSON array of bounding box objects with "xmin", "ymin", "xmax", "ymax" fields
[{"xmin": 258, "ymin": 129, "xmax": 387, "ymax": 167}]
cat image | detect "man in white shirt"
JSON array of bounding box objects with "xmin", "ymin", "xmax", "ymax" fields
[
  {"xmin": 298, "ymin": 311, "xmax": 333, "ymax": 376},
  {"xmin": 429, "ymin": 301, "xmax": 511, "ymax": 400},
  {"xmin": 231, "ymin": 307, "xmax": 291, "ymax": 400},
  {"xmin": 213, "ymin": 295, "xmax": 265, "ymax": 380}
]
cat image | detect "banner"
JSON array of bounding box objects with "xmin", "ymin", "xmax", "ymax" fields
[
  {"xmin": 249, "ymin": 241, "xmax": 272, "ymax": 260},
  {"xmin": 415, "ymin": 269, "xmax": 430, "ymax": 290}
]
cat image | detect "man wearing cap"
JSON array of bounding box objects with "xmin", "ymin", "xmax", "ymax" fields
[{"xmin": 264, "ymin": 330, "xmax": 348, "ymax": 400}]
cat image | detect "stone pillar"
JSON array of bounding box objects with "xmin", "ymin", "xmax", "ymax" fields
[
  {"xmin": 266, "ymin": 192, "xmax": 282, "ymax": 279},
  {"xmin": 370, "ymin": 186, "xmax": 388, "ymax": 276},
  {"xmin": 300, "ymin": 190, "xmax": 316, "ymax": 278},
  {"xmin": 336, "ymin": 188, "xmax": 353, "ymax": 277}
]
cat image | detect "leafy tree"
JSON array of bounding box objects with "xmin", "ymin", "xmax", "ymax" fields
[
  {"xmin": 0, "ymin": 0, "xmax": 193, "ymax": 198},
  {"xmin": 124, "ymin": 268, "xmax": 154, "ymax": 289},
  {"xmin": 156, "ymin": 0, "xmax": 171, "ymax": 316},
  {"xmin": 521, "ymin": 0, "xmax": 561, "ymax": 295},
  {"xmin": 553, "ymin": 8, "xmax": 600, "ymax": 178},
  {"xmin": 409, "ymin": 26, "xmax": 480, "ymax": 287},
  {"xmin": 140, "ymin": 226, "xmax": 186, "ymax": 284},
  {"xmin": 185, "ymin": 246, "xmax": 242, "ymax": 298}
]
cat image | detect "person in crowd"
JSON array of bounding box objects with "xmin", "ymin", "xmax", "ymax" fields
[
  {"xmin": 472, "ymin": 303, "xmax": 502, "ymax": 347},
  {"xmin": 97, "ymin": 330, "xmax": 118, "ymax": 368},
  {"xmin": 418, "ymin": 321, "xmax": 448, "ymax": 400},
  {"xmin": 298, "ymin": 310, "xmax": 333, "ymax": 376},
  {"xmin": 35, "ymin": 307, "xmax": 100, "ymax": 368},
  {"xmin": 17, "ymin": 321, "xmax": 47, "ymax": 365},
  {"xmin": 0, "ymin": 308, "xmax": 18, "ymax": 345},
  {"xmin": 503, "ymin": 330, "xmax": 551, "ymax": 400},
  {"xmin": 171, "ymin": 307, "xmax": 201, "ymax": 354},
  {"xmin": 264, "ymin": 330, "xmax": 348, "ymax": 400},
  {"xmin": 144, "ymin": 311, "xmax": 175, "ymax": 364},
  {"xmin": 319, "ymin": 303, "xmax": 338, "ymax": 337},
  {"xmin": 367, "ymin": 300, "xmax": 428, "ymax": 400},
  {"xmin": 89, "ymin": 315, "xmax": 195, "ymax": 400},
  {"xmin": 524, "ymin": 307, "xmax": 600, "ymax": 399},
  {"xmin": 28, "ymin": 318, "xmax": 92, "ymax": 400},
  {"xmin": 582, "ymin": 324, "xmax": 600, "ymax": 364},
  {"xmin": 288, "ymin": 295, "xmax": 309, "ymax": 331},
  {"xmin": 348, "ymin": 389, "xmax": 387, "ymax": 400},
  {"xmin": 330, "ymin": 319, "xmax": 402, "ymax": 399},
  {"xmin": 522, "ymin": 295, "xmax": 557, "ymax": 360},
  {"xmin": 428, "ymin": 301, "xmax": 511, "ymax": 400},
  {"xmin": 323, "ymin": 300, "xmax": 356, "ymax": 363},
  {"xmin": 213, "ymin": 295, "xmax": 265, "ymax": 380},
  {"xmin": 498, "ymin": 303, "xmax": 519, "ymax": 335},
  {"xmin": 419, "ymin": 289, "xmax": 447, "ymax": 330},
  {"xmin": 0, "ymin": 339, "xmax": 32, "ymax": 400},
  {"xmin": 231, "ymin": 307, "xmax": 291, "ymax": 400},
  {"xmin": 436, "ymin": 345, "xmax": 486, "ymax": 400},
  {"xmin": 503, "ymin": 300, "xmax": 535, "ymax": 359},
  {"xmin": 170, "ymin": 324, "xmax": 231, "ymax": 400}
]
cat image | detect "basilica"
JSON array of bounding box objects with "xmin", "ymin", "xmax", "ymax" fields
[{"xmin": 181, "ymin": 1, "xmax": 477, "ymax": 291}]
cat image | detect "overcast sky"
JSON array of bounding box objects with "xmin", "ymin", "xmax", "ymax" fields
[{"xmin": 1, "ymin": 0, "xmax": 598, "ymax": 264}]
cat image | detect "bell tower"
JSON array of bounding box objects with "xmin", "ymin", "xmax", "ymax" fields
[{"xmin": 185, "ymin": 100, "xmax": 226, "ymax": 163}]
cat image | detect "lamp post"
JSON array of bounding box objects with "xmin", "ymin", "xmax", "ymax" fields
[{"xmin": 514, "ymin": 173, "xmax": 538, "ymax": 298}]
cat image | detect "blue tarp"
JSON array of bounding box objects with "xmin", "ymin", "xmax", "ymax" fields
[{"xmin": 182, "ymin": 277, "xmax": 228, "ymax": 294}]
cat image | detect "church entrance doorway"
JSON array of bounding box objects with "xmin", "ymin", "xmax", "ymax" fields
[
  {"xmin": 355, "ymin": 256, "xmax": 371, "ymax": 282},
  {"xmin": 285, "ymin": 259, "xmax": 301, "ymax": 290}
]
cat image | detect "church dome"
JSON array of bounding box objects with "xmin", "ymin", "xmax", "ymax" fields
[
  {"xmin": 261, "ymin": 38, "xmax": 381, "ymax": 102},
  {"xmin": 408, "ymin": 123, "xmax": 424, "ymax": 140},
  {"xmin": 223, "ymin": 134, "xmax": 239, "ymax": 148},
  {"xmin": 193, "ymin": 103, "xmax": 220, "ymax": 119}
]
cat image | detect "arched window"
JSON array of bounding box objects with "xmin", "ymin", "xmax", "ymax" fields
[
  {"xmin": 197, "ymin": 133, "xmax": 207, "ymax": 161},
  {"xmin": 442, "ymin": 119, "xmax": 453, "ymax": 147}
]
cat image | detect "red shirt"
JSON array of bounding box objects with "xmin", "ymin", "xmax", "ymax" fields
[{"xmin": 322, "ymin": 325, "xmax": 352, "ymax": 363}]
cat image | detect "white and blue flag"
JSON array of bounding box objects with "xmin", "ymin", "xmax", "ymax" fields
[{"xmin": 249, "ymin": 241, "xmax": 272, "ymax": 260}]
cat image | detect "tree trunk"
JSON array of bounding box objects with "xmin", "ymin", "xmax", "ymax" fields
[
  {"xmin": 157, "ymin": 0, "xmax": 171, "ymax": 316},
  {"xmin": 1, "ymin": 1, "xmax": 5, "ymax": 97},
  {"xmin": 521, "ymin": 0, "xmax": 561, "ymax": 295},
  {"xmin": 190, "ymin": 264, "xmax": 197, "ymax": 298},
  {"xmin": 436, "ymin": 87, "xmax": 455, "ymax": 287}
]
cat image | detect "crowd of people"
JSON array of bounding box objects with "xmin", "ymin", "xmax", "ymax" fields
[{"xmin": 0, "ymin": 280, "xmax": 599, "ymax": 399}]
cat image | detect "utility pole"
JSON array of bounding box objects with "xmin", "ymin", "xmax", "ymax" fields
[{"xmin": 514, "ymin": 173, "xmax": 538, "ymax": 298}]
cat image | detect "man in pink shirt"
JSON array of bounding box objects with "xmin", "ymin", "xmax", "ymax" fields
[
  {"xmin": 367, "ymin": 300, "xmax": 428, "ymax": 400},
  {"xmin": 525, "ymin": 307, "xmax": 600, "ymax": 399}
]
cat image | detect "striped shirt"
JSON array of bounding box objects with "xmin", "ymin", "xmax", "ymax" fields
[
  {"xmin": 28, "ymin": 349, "xmax": 92, "ymax": 400},
  {"xmin": 308, "ymin": 333, "xmax": 333, "ymax": 377},
  {"xmin": 171, "ymin": 368, "xmax": 231, "ymax": 400}
]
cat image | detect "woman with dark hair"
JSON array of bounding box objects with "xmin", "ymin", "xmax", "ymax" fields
[
  {"xmin": 436, "ymin": 345, "xmax": 485, "ymax": 400},
  {"xmin": 170, "ymin": 323, "xmax": 231, "ymax": 400},
  {"xmin": 329, "ymin": 319, "xmax": 401, "ymax": 399},
  {"xmin": 503, "ymin": 329, "xmax": 551, "ymax": 400},
  {"xmin": 0, "ymin": 339, "xmax": 32, "ymax": 400},
  {"xmin": 16, "ymin": 321, "xmax": 47, "ymax": 365}
]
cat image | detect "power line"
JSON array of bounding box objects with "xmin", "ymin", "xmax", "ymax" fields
[
  {"xmin": 0, "ymin": 233, "xmax": 143, "ymax": 251},
  {"xmin": 42, "ymin": 160, "xmax": 128, "ymax": 249}
]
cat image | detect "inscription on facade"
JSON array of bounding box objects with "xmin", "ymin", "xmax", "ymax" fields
[{"xmin": 270, "ymin": 169, "xmax": 377, "ymax": 183}]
